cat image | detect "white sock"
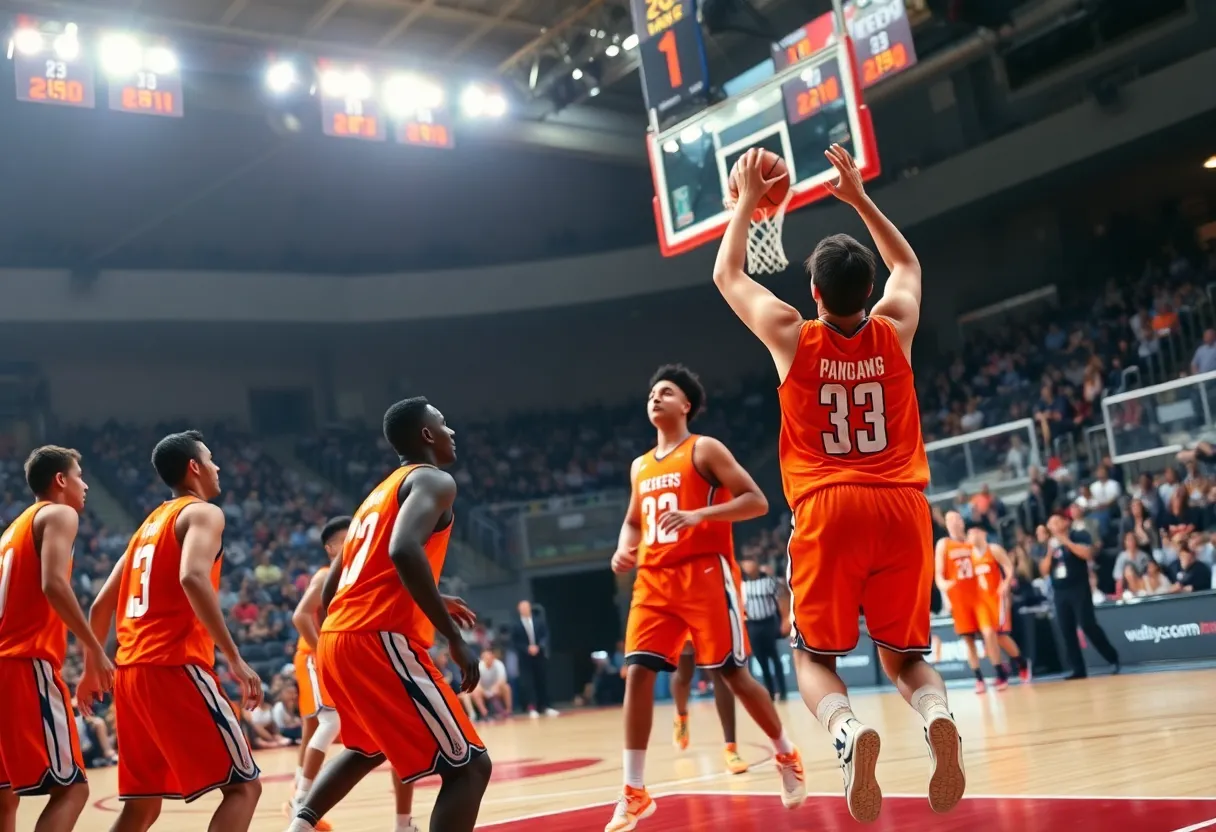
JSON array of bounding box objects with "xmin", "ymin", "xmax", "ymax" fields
[
  {"xmin": 623, "ymin": 749, "xmax": 646, "ymax": 789},
  {"xmin": 395, "ymin": 814, "xmax": 414, "ymax": 831},
  {"xmin": 770, "ymin": 728, "xmax": 795, "ymax": 755},
  {"xmin": 815, "ymin": 692, "xmax": 856, "ymax": 735},
  {"xmin": 910, "ymin": 685, "xmax": 951, "ymax": 723},
  {"xmin": 294, "ymin": 766, "xmax": 304, "ymax": 788},
  {"xmin": 287, "ymin": 820, "xmax": 316, "ymax": 832},
  {"xmin": 295, "ymin": 776, "xmax": 313, "ymax": 806}
]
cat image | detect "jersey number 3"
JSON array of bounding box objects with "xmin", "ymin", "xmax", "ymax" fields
[
  {"xmin": 820, "ymin": 382, "xmax": 888, "ymax": 455},
  {"xmin": 641, "ymin": 493, "xmax": 679, "ymax": 545}
]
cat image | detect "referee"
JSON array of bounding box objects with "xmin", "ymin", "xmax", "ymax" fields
[{"xmin": 740, "ymin": 553, "xmax": 788, "ymax": 700}]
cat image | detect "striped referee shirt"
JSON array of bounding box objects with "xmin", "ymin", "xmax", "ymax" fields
[{"xmin": 741, "ymin": 573, "xmax": 781, "ymax": 621}]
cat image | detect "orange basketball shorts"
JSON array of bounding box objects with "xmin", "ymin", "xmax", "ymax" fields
[
  {"xmin": 624, "ymin": 553, "xmax": 750, "ymax": 671},
  {"xmin": 974, "ymin": 590, "xmax": 1011, "ymax": 635},
  {"xmin": 947, "ymin": 587, "xmax": 980, "ymax": 637},
  {"xmin": 318, "ymin": 630, "xmax": 485, "ymax": 783},
  {"xmin": 0, "ymin": 657, "xmax": 85, "ymax": 795},
  {"xmin": 114, "ymin": 664, "xmax": 259, "ymax": 802},
  {"xmin": 787, "ymin": 484, "xmax": 933, "ymax": 655},
  {"xmin": 294, "ymin": 650, "xmax": 334, "ymax": 718}
]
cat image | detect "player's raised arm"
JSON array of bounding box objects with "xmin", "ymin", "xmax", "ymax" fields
[
  {"xmin": 659, "ymin": 437, "xmax": 768, "ymax": 535},
  {"xmin": 38, "ymin": 504, "xmax": 115, "ymax": 699},
  {"xmin": 713, "ymin": 149, "xmax": 804, "ymax": 375},
  {"xmin": 294, "ymin": 567, "xmax": 328, "ymax": 651},
  {"xmin": 611, "ymin": 457, "xmax": 644, "ymax": 574},
  {"xmin": 178, "ymin": 501, "xmax": 262, "ymax": 708},
  {"xmin": 823, "ymin": 144, "xmax": 922, "ymax": 358}
]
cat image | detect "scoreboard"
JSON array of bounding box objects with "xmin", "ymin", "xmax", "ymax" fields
[
  {"xmin": 629, "ymin": 0, "xmax": 709, "ymax": 119},
  {"xmin": 317, "ymin": 63, "xmax": 456, "ymax": 148},
  {"xmin": 773, "ymin": 0, "xmax": 917, "ymax": 89},
  {"xmin": 11, "ymin": 21, "xmax": 94, "ymax": 108}
]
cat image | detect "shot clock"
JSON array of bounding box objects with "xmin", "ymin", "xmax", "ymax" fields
[{"xmin": 629, "ymin": 0, "xmax": 709, "ymax": 119}]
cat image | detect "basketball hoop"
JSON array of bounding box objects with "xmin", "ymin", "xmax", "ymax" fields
[{"xmin": 724, "ymin": 194, "xmax": 793, "ymax": 275}]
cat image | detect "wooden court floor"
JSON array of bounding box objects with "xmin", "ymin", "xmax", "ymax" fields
[{"xmin": 20, "ymin": 668, "xmax": 1216, "ymax": 831}]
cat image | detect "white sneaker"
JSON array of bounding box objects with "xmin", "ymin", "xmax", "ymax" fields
[
  {"xmin": 528, "ymin": 709, "xmax": 540, "ymax": 719},
  {"xmin": 834, "ymin": 718, "xmax": 882, "ymax": 823},
  {"xmin": 544, "ymin": 708, "xmax": 560, "ymax": 717},
  {"xmin": 925, "ymin": 713, "xmax": 966, "ymax": 814}
]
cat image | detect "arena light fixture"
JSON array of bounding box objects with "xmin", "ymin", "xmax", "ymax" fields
[
  {"xmin": 145, "ymin": 45, "xmax": 178, "ymax": 75},
  {"xmin": 460, "ymin": 83, "xmax": 507, "ymax": 118},
  {"xmin": 345, "ymin": 70, "xmax": 372, "ymax": 100},
  {"xmin": 590, "ymin": 86, "xmax": 601, "ymax": 96},
  {"xmin": 605, "ymin": 43, "xmax": 621, "ymax": 57},
  {"xmin": 1205, "ymin": 155, "xmax": 1216, "ymax": 170},
  {"xmin": 265, "ymin": 60, "xmax": 298, "ymax": 94},
  {"xmin": 99, "ymin": 32, "xmax": 142, "ymax": 76},
  {"xmin": 52, "ymin": 23, "xmax": 79, "ymax": 60},
  {"xmin": 383, "ymin": 73, "xmax": 444, "ymax": 118},
  {"xmin": 571, "ymin": 67, "xmax": 584, "ymax": 80},
  {"xmin": 319, "ymin": 67, "xmax": 346, "ymax": 97},
  {"xmin": 622, "ymin": 33, "xmax": 639, "ymax": 50},
  {"xmin": 12, "ymin": 26, "xmax": 44, "ymax": 56}
]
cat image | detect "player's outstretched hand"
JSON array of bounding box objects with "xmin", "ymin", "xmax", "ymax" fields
[
  {"xmin": 231, "ymin": 656, "xmax": 265, "ymax": 711},
  {"xmin": 823, "ymin": 143, "xmax": 866, "ymax": 207},
  {"xmin": 610, "ymin": 546, "xmax": 638, "ymax": 574},
  {"xmin": 451, "ymin": 639, "xmax": 480, "ymax": 693},
  {"xmin": 443, "ymin": 595, "xmax": 478, "ymax": 629},
  {"xmin": 734, "ymin": 147, "xmax": 787, "ymax": 208}
]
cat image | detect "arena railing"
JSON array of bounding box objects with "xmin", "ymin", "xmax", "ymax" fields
[
  {"xmin": 923, "ymin": 418, "xmax": 1042, "ymax": 506},
  {"xmin": 1102, "ymin": 369, "xmax": 1216, "ymax": 466},
  {"xmin": 467, "ymin": 490, "xmax": 629, "ymax": 570}
]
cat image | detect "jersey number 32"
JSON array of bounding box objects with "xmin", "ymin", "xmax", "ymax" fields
[{"xmin": 820, "ymin": 382, "xmax": 888, "ymax": 455}]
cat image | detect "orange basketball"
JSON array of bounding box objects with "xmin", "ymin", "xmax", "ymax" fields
[{"xmin": 729, "ymin": 149, "xmax": 791, "ymax": 217}]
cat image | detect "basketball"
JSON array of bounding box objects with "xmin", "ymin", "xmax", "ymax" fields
[{"xmin": 729, "ymin": 149, "xmax": 791, "ymax": 216}]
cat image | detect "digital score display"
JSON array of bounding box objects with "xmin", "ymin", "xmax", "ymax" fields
[
  {"xmin": 394, "ymin": 118, "xmax": 453, "ymax": 149},
  {"xmin": 14, "ymin": 55, "xmax": 95, "ymax": 108},
  {"xmin": 630, "ymin": 0, "xmax": 708, "ymax": 118},
  {"xmin": 321, "ymin": 96, "xmax": 385, "ymax": 142},
  {"xmin": 772, "ymin": 0, "xmax": 917, "ymax": 89},
  {"xmin": 108, "ymin": 70, "xmax": 184, "ymax": 118}
]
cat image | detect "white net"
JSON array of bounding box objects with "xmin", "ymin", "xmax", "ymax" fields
[{"xmin": 724, "ymin": 194, "xmax": 792, "ymax": 274}]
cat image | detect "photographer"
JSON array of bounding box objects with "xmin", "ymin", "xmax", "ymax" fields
[{"xmin": 1041, "ymin": 513, "xmax": 1120, "ymax": 679}]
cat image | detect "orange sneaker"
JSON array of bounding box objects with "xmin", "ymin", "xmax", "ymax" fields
[
  {"xmin": 604, "ymin": 785, "xmax": 656, "ymax": 832},
  {"xmin": 724, "ymin": 743, "xmax": 749, "ymax": 774},
  {"xmin": 775, "ymin": 747, "xmax": 807, "ymax": 809},
  {"xmin": 672, "ymin": 715, "xmax": 689, "ymax": 751},
  {"xmin": 282, "ymin": 801, "xmax": 333, "ymax": 831}
]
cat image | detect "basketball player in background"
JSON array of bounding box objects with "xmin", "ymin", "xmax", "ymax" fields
[
  {"xmin": 713, "ymin": 145, "xmax": 965, "ymax": 823},
  {"xmin": 0, "ymin": 446, "xmax": 114, "ymax": 832},
  {"xmin": 935, "ymin": 511, "xmax": 989, "ymax": 693},
  {"xmin": 81, "ymin": 430, "xmax": 264, "ymax": 831},
  {"xmin": 287, "ymin": 398, "xmax": 489, "ymax": 832},
  {"xmin": 606, "ymin": 364, "xmax": 805, "ymax": 832},
  {"xmin": 967, "ymin": 523, "xmax": 1029, "ymax": 684},
  {"xmin": 289, "ymin": 516, "xmax": 420, "ymax": 832},
  {"xmin": 670, "ymin": 641, "xmax": 749, "ymax": 774}
]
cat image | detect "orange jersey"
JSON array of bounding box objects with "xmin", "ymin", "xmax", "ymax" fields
[
  {"xmin": 634, "ymin": 435, "xmax": 734, "ymax": 569},
  {"xmin": 972, "ymin": 545, "xmax": 1004, "ymax": 597},
  {"xmin": 116, "ymin": 497, "xmax": 223, "ymax": 667},
  {"xmin": 777, "ymin": 315, "xmax": 929, "ymax": 508},
  {"xmin": 295, "ymin": 566, "xmax": 330, "ymax": 656},
  {"xmin": 323, "ymin": 464, "xmax": 453, "ymax": 647},
  {"xmin": 941, "ymin": 538, "xmax": 977, "ymax": 597},
  {"xmin": 0, "ymin": 502, "xmax": 69, "ymax": 666}
]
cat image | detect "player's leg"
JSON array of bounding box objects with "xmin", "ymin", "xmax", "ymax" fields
[
  {"xmin": 429, "ymin": 753, "xmax": 492, "ymax": 832},
  {"xmin": 865, "ymin": 488, "xmax": 965, "ymax": 816},
  {"xmin": 292, "ymin": 750, "xmax": 384, "ymax": 829},
  {"xmin": 961, "ymin": 634, "xmax": 987, "ymax": 693},
  {"xmin": 609, "ymin": 569, "xmax": 681, "ymax": 831},
  {"xmin": 294, "ymin": 707, "xmax": 340, "ymax": 828},
  {"xmin": 208, "ymin": 780, "xmax": 263, "ymax": 832},
  {"xmin": 0, "ymin": 787, "xmax": 16, "ymax": 832},
  {"xmin": 706, "ymin": 669, "xmax": 748, "ymax": 773},
  {"xmin": 670, "ymin": 644, "xmax": 694, "ymax": 750},
  {"xmin": 998, "ymin": 631, "xmax": 1029, "ymax": 681},
  {"xmin": 111, "ymin": 799, "xmax": 162, "ymax": 832},
  {"xmin": 786, "ymin": 489, "xmax": 880, "ymax": 822},
  {"xmin": 978, "ymin": 626, "xmax": 1009, "ymax": 690},
  {"xmin": 294, "ymin": 651, "xmax": 319, "ymax": 793},
  {"xmin": 0, "ymin": 660, "xmax": 89, "ymax": 832},
  {"xmin": 393, "ymin": 778, "xmax": 417, "ymax": 832},
  {"xmin": 297, "ymin": 715, "xmax": 316, "ymax": 783}
]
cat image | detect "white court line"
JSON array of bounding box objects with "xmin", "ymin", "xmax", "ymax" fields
[
  {"xmin": 690, "ymin": 789, "xmax": 1216, "ymax": 802},
  {"xmin": 479, "ymin": 768, "xmax": 733, "ymax": 809},
  {"xmin": 1169, "ymin": 819, "xmax": 1216, "ymax": 832}
]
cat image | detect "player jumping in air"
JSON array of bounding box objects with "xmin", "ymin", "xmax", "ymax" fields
[
  {"xmin": 606, "ymin": 364, "xmax": 805, "ymax": 832},
  {"xmin": 288, "ymin": 398, "xmax": 489, "ymax": 832},
  {"xmin": 0, "ymin": 446, "xmax": 115, "ymax": 832},
  {"xmin": 713, "ymin": 145, "xmax": 966, "ymax": 823}
]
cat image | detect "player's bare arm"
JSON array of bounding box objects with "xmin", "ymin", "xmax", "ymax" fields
[
  {"xmin": 79, "ymin": 553, "xmax": 127, "ymax": 715},
  {"xmin": 658, "ymin": 437, "xmax": 768, "ymax": 534},
  {"xmin": 934, "ymin": 538, "xmax": 954, "ymax": 594},
  {"xmin": 319, "ymin": 553, "xmax": 342, "ymax": 621},
  {"xmin": 990, "ymin": 545, "xmax": 1015, "ymax": 594},
  {"xmin": 294, "ymin": 568, "xmax": 328, "ymax": 650},
  {"xmin": 387, "ymin": 467, "xmax": 480, "ymax": 690},
  {"xmin": 38, "ymin": 503, "xmax": 115, "ymax": 699},
  {"xmin": 178, "ymin": 501, "xmax": 263, "ymax": 709},
  {"xmin": 823, "ymin": 143, "xmax": 922, "ymax": 359},
  {"xmin": 713, "ymin": 148, "xmax": 805, "ymax": 379},
  {"xmin": 611, "ymin": 456, "xmax": 644, "ymax": 574}
]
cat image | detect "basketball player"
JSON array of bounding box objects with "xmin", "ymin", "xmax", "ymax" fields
[
  {"xmin": 934, "ymin": 511, "xmax": 989, "ymax": 693},
  {"xmin": 713, "ymin": 145, "xmax": 965, "ymax": 823},
  {"xmin": 287, "ymin": 398, "xmax": 489, "ymax": 832},
  {"xmin": 0, "ymin": 446, "xmax": 114, "ymax": 832},
  {"xmin": 967, "ymin": 523, "xmax": 1029, "ymax": 685},
  {"xmin": 606, "ymin": 364, "xmax": 805, "ymax": 832},
  {"xmin": 670, "ymin": 642, "xmax": 748, "ymax": 774},
  {"xmin": 80, "ymin": 430, "xmax": 263, "ymax": 831},
  {"xmin": 289, "ymin": 517, "xmax": 420, "ymax": 832}
]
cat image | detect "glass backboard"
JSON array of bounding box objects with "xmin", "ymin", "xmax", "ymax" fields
[{"xmin": 647, "ymin": 36, "xmax": 879, "ymax": 258}]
